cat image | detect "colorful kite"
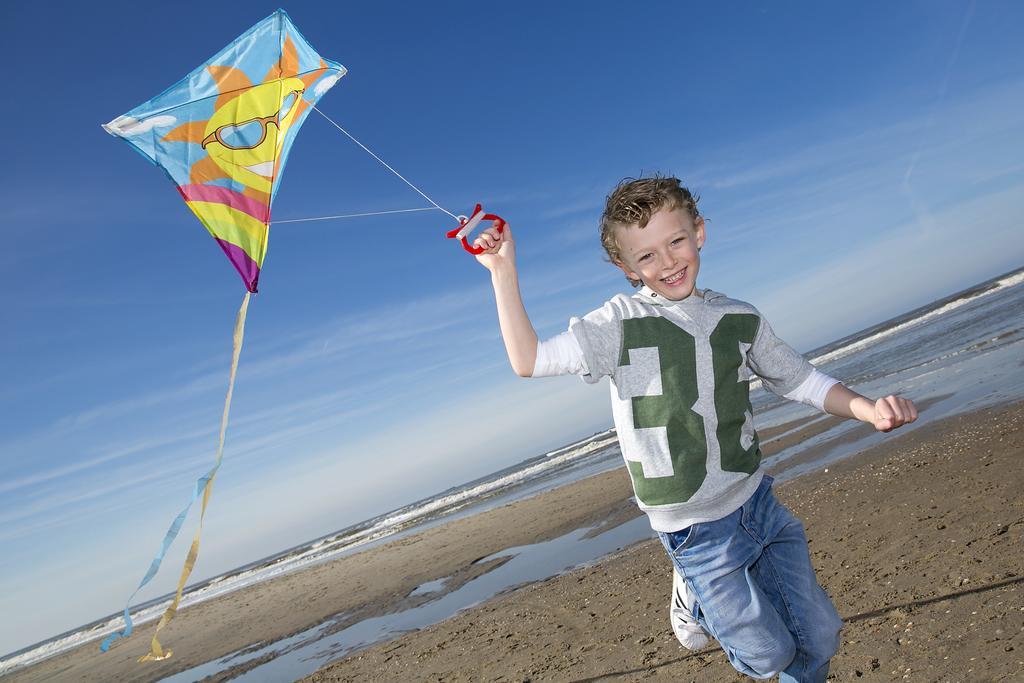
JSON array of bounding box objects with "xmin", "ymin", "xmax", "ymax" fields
[
  {"xmin": 100, "ymin": 6, "xmax": 508, "ymax": 664},
  {"xmin": 100, "ymin": 9, "xmax": 344, "ymax": 661},
  {"xmin": 103, "ymin": 9, "xmax": 344, "ymax": 293}
]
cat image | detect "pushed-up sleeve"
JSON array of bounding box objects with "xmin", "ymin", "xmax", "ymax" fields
[
  {"xmin": 566, "ymin": 300, "xmax": 624, "ymax": 384},
  {"xmin": 782, "ymin": 369, "xmax": 839, "ymax": 411},
  {"xmin": 747, "ymin": 312, "xmax": 815, "ymax": 397},
  {"xmin": 532, "ymin": 331, "xmax": 589, "ymax": 377}
]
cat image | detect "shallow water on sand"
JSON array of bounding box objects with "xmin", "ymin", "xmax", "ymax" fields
[{"xmin": 163, "ymin": 515, "xmax": 653, "ymax": 682}]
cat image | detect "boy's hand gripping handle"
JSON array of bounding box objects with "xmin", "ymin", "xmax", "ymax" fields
[{"xmin": 446, "ymin": 204, "xmax": 505, "ymax": 255}]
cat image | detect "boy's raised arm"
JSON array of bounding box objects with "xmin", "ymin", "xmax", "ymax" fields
[{"xmin": 474, "ymin": 224, "xmax": 538, "ymax": 377}]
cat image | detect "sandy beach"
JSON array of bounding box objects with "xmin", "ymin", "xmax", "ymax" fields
[
  {"xmin": 8, "ymin": 400, "xmax": 1023, "ymax": 682},
  {"xmin": 307, "ymin": 402, "xmax": 1024, "ymax": 683}
]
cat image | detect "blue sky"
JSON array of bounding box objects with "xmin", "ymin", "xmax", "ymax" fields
[{"xmin": 3, "ymin": 0, "xmax": 1023, "ymax": 657}]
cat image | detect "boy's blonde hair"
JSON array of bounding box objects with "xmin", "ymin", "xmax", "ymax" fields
[{"xmin": 600, "ymin": 176, "xmax": 700, "ymax": 287}]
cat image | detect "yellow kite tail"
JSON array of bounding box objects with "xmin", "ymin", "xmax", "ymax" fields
[{"xmin": 139, "ymin": 291, "xmax": 250, "ymax": 662}]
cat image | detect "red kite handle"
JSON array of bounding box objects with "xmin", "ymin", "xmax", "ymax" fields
[{"xmin": 446, "ymin": 204, "xmax": 506, "ymax": 255}]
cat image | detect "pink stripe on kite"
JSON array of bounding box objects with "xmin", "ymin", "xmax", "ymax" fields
[
  {"xmin": 179, "ymin": 184, "xmax": 270, "ymax": 223},
  {"xmin": 216, "ymin": 239, "xmax": 262, "ymax": 293}
]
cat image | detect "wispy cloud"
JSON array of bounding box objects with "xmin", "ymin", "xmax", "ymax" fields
[{"xmin": 753, "ymin": 182, "xmax": 1024, "ymax": 348}]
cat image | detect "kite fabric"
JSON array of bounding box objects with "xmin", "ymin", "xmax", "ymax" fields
[
  {"xmin": 99, "ymin": 9, "xmax": 343, "ymax": 661},
  {"xmin": 103, "ymin": 8, "xmax": 345, "ymax": 292}
]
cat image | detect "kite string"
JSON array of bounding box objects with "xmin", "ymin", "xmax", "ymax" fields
[
  {"xmin": 310, "ymin": 105, "xmax": 460, "ymax": 222},
  {"xmin": 272, "ymin": 206, "xmax": 439, "ymax": 225}
]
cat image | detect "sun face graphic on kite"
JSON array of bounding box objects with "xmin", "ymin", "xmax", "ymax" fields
[
  {"xmin": 108, "ymin": 29, "xmax": 346, "ymax": 294},
  {"xmin": 199, "ymin": 78, "xmax": 307, "ymax": 194},
  {"xmin": 159, "ymin": 39, "xmax": 329, "ymax": 207}
]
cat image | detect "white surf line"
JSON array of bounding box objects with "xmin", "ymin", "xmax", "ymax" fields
[{"xmin": 807, "ymin": 271, "xmax": 1024, "ymax": 368}]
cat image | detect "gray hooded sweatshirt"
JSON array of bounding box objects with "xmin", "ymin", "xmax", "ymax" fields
[{"xmin": 568, "ymin": 287, "xmax": 813, "ymax": 532}]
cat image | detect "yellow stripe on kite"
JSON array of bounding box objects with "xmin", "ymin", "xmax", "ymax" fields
[{"xmin": 186, "ymin": 200, "xmax": 269, "ymax": 267}]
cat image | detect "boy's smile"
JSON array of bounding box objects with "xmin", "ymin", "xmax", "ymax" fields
[{"xmin": 614, "ymin": 208, "xmax": 706, "ymax": 301}]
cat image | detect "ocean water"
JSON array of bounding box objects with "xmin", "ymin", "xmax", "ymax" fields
[{"xmin": 3, "ymin": 267, "xmax": 1022, "ymax": 679}]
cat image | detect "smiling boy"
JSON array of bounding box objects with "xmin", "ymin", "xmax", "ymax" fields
[{"xmin": 474, "ymin": 176, "xmax": 917, "ymax": 682}]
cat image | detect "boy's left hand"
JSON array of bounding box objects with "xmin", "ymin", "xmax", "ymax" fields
[{"xmin": 873, "ymin": 395, "xmax": 918, "ymax": 432}]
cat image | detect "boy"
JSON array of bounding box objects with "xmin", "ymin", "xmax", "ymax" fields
[{"xmin": 473, "ymin": 176, "xmax": 918, "ymax": 682}]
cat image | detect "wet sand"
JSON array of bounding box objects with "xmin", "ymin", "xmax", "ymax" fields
[
  {"xmin": 8, "ymin": 402, "xmax": 1023, "ymax": 682},
  {"xmin": 306, "ymin": 401, "xmax": 1024, "ymax": 682}
]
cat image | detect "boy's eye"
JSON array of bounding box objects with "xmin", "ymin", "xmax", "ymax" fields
[
  {"xmin": 638, "ymin": 253, "xmax": 653, "ymax": 262},
  {"xmin": 672, "ymin": 237, "xmax": 686, "ymax": 245}
]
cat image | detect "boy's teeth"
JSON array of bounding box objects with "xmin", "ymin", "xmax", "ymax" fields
[{"xmin": 663, "ymin": 269, "xmax": 686, "ymax": 283}]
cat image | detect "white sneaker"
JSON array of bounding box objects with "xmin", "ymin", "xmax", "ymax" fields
[{"xmin": 671, "ymin": 567, "xmax": 711, "ymax": 649}]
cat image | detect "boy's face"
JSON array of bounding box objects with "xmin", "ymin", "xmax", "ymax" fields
[{"xmin": 614, "ymin": 207, "xmax": 706, "ymax": 300}]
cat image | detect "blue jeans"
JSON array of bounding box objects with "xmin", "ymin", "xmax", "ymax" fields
[{"xmin": 658, "ymin": 476, "xmax": 842, "ymax": 682}]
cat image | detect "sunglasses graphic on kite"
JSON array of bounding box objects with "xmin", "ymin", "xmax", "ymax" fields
[{"xmin": 201, "ymin": 89, "xmax": 304, "ymax": 150}]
